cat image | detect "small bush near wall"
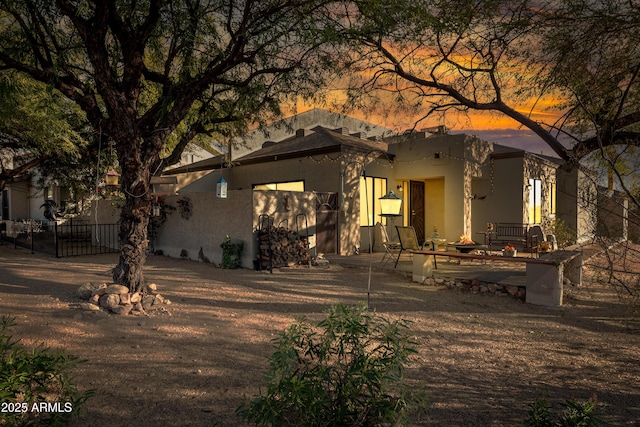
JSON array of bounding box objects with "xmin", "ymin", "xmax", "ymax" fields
[
  {"xmin": 220, "ymin": 235, "xmax": 243, "ymax": 268},
  {"xmin": 545, "ymin": 218, "xmax": 577, "ymax": 248}
]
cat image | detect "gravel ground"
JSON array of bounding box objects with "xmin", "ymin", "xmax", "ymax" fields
[{"xmin": 1, "ymin": 244, "xmax": 639, "ymax": 426}]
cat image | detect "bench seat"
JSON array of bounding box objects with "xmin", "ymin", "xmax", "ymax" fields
[{"xmin": 488, "ymin": 223, "xmax": 538, "ymax": 253}]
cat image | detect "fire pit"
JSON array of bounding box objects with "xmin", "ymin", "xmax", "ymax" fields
[
  {"xmin": 455, "ymin": 244, "xmax": 486, "ymax": 253},
  {"xmin": 453, "ymin": 234, "xmax": 486, "ymax": 253}
]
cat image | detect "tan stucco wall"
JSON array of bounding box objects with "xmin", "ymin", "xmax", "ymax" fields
[
  {"xmin": 8, "ymin": 182, "xmax": 31, "ymax": 219},
  {"xmin": 597, "ymin": 192, "xmax": 628, "ymax": 240},
  {"xmin": 556, "ymin": 168, "xmax": 597, "ymax": 243},
  {"xmin": 424, "ymin": 178, "xmax": 445, "ymax": 237},
  {"xmin": 384, "ymin": 133, "xmax": 492, "ymax": 241},
  {"xmin": 471, "ymin": 154, "xmax": 558, "ymax": 238},
  {"xmin": 90, "ymin": 190, "xmax": 318, "ymax": 268},
  {"xmin": 179, "ymin": 154, "xmax": 366, "ymax": 255},
  {"xmin": 488, "ymin": 157, "xmax": 526, "ymax": 223},
  {"xmin": 154, "ymin": 190, "xmax": 255, "ymax": 267},
  {"xmin": 87, "ymin": 200, "xmax": 121, "ymax": 224}
]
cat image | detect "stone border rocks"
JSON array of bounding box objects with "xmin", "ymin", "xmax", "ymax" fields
[
  {"xmin": 75, "ymin": 282, "xmax": 171, "ymax": 317},
  {"xmin": 422, "ymin": 277, "xmax": 526, "ymax": 301}
]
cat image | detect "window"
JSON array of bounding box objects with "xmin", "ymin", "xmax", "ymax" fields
[
  {"xmin": 528, "ymin": 178, "xmax": 542, "ymax": 224},
  {"xmin": 359, "ymin": 176, "xmax": 387, "ymax": 226},
  {"xmin": 253, "ymin": 181, "xmax": 304, "ymax": 192},
  {"xmin": 549, "ymin": 182, "xmax": 556, "ymax": 214}
]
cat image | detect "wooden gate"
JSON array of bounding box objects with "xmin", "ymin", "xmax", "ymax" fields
[{"xmin": 315, "ymin": 192, "xmax": 338, "ymax": 254}]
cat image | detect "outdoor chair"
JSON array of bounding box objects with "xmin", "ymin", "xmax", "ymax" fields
[
  {"xmin": 394, "ymin": 225, "xmax": 425, "ymax": 268},
  {"xmin": 378, "ymin": 222, "xmax": 401, "ymax": 266}
]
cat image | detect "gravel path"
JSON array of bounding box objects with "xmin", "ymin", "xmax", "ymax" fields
[{"xmin": 1, "ymin": 244, "xmax": 639, "ymax": 426}]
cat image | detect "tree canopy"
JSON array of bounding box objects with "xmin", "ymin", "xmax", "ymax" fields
[
  {"xmin": 0, "ymin": 71, "xmax": 90, "ymax": 191},
  {"xmin": 0, "ymin": 0, "xmax": 339, "ymax": 291},
  {"xmin": 338, "ymin": 0, "xmax": 640, "ymax": 173}
]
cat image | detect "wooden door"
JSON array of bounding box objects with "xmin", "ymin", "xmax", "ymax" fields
[
  {"xmin": 410, "ymin": 181, "xmax": 425, "ymax": 242},
  {"xmin": 316, "ymin": 193, "xmax": 338, "ymax": 254}
]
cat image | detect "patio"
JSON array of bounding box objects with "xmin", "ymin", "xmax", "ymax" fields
[
  {"xmin": 325, "ymin": 243, "xmax": 603, "ymax": 294},
  {"xmin": 325, "ymin": 250, "xmax": 527, "ymax": 288}
]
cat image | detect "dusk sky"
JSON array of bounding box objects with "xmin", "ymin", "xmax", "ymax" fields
[{"xmin": 290, "ymin": 91, "xmax": 566, "ymax": 158}]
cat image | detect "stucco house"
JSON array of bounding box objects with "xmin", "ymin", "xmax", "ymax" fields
[
  {"xmin": 0, "ymin": 148, "xmax": 68, "ymax": 222},
  {"xmin": 0, "ymin": 139, "xmax": 218, "ymax": 223},
  {"xmin": 151, "ymin": 115, "xmax": 591, "ymax": 267}
]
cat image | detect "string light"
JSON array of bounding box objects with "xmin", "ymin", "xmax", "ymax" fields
[{"xmin": 301, "ymin": 147, "xmax": 498, "ymax": 195}]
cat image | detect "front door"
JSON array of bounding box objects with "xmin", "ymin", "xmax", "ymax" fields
[{"xmin": 410, "ymin": 181, "xmax": 425, "ymax": 242}]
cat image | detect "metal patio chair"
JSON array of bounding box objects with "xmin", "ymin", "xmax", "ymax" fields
[
  {"xmin": 394, "ymin": 225, "xmax": 425, "ymax": 268},
  {"xmin": 378, "ymin": 222, "xmax": 401, "ymax": 266}
]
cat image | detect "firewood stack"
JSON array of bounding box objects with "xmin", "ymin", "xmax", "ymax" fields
[{"xmin": 257, "ymin": 226, "xmax": 310, "ymax": 267}]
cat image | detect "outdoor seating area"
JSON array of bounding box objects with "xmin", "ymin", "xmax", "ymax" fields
[
  {"xmin": 487, "ymin": 222, "xmax": 539, "ymax": 254},
  {"xmin": 328, "ymin": 238, "xmax": 591, "ymax": 307},
  {"xmin": 409, "ymin": 248, "xmax": 583, "ymax": 307}
]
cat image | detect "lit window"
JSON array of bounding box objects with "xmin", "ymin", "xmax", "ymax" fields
[
  {"xmin": 549, "ymin": 183, "xmax": 556, "ymax": 214},
  {"xmin": 359, "ymin": 177, "xmax": 387, "ymax": 226},
  {"xmin": 253, "ymin": 181, "xmax": 304, "ymax": 192},
  {"xmin": 528, "ymin": 178, "xmax": 542, "ymax": 224}
]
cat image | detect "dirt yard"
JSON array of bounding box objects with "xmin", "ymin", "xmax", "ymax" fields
[{"xmin": 1, "ymin": 244, "xmax": 639, "ymax": 426}]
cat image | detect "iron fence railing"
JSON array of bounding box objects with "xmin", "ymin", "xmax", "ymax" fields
[{"xmin": 0, "ymin": 219, "xmax": 120, "ymax": 257}]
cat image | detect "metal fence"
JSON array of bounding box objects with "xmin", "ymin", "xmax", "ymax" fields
[{"xmin": 0, "ymin": 219, "xmax": 120, "ymax": 257}]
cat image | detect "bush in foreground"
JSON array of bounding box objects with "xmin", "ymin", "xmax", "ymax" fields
[
  {"xmin": 0, "ymin": 316, "xmax": 94, "ymax": 426},
  {"xmin": 523, "ymin": 396, "xmax": 605, "ymax": 427},
  {"xmin": 238, "ymin": 303, "xmax": 427, "ymax": 426}
]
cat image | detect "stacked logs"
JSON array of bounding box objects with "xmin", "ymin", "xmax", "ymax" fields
[{"xmin": 257, "ymin": 226, "xmax": 310, "ymax": 267}]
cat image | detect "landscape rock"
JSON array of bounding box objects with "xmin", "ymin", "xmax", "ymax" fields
[
  {"xmin": 99, "ymin": 293, "xmax": 120, "ymax": 309},
  {"xmin": 106, "ymin": 284, "xmax": 129, "ymax": 294},
  {"xmin": 120, "ymin": 293, "xmax": 131, "ymax": 305},
  {"xmin": 76, "ymin": 282, "xmax": 167, "ymax": 317},
  {"xmin": 92, "ymin": 284, "xmax": 107, "ymax": 297},
  {"xmin": 506, "ymin": 285, "xmax": 520, "ymax": 296},
  {"xmin": 130, "ymin": 292, "xmax": 142, "ymax": 304},
  {"xmin": 142, "ymin": 295, "xmax": 155, "ymax": 310},
  {"xmin": 77, "ymin": 282, "xmax": 102, "ymax": 300},
  {"xmin": 79, "ymin": 302, "xmax": 101, "ymax": 311},
  {"xmin": 111, "ymin": 304, "xmax": 133, "ymax": 316}
]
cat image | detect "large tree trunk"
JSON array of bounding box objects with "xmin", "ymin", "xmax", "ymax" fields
[{"xmin": 112, "ymin": 150, "xmax": 154, "ymax": 293}]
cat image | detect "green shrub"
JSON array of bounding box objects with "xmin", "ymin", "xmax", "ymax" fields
[
  {"xmin": 523, "ymin": 397, "xmax": 604, "ymax": 427},
  {"xmin": 546, "ymin": 218, "xmax": 577, "ymax": 248},
  {"xmin": 0, "ymin": 316, "xmax": 94, "ymax": 426},
  {"xmin": 238, "ymin": 303, "xmax": 427, "ymax": 426},
  {"xmin": 220, "ymin": 235, "xmax": 243, "ymax": 269}
]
